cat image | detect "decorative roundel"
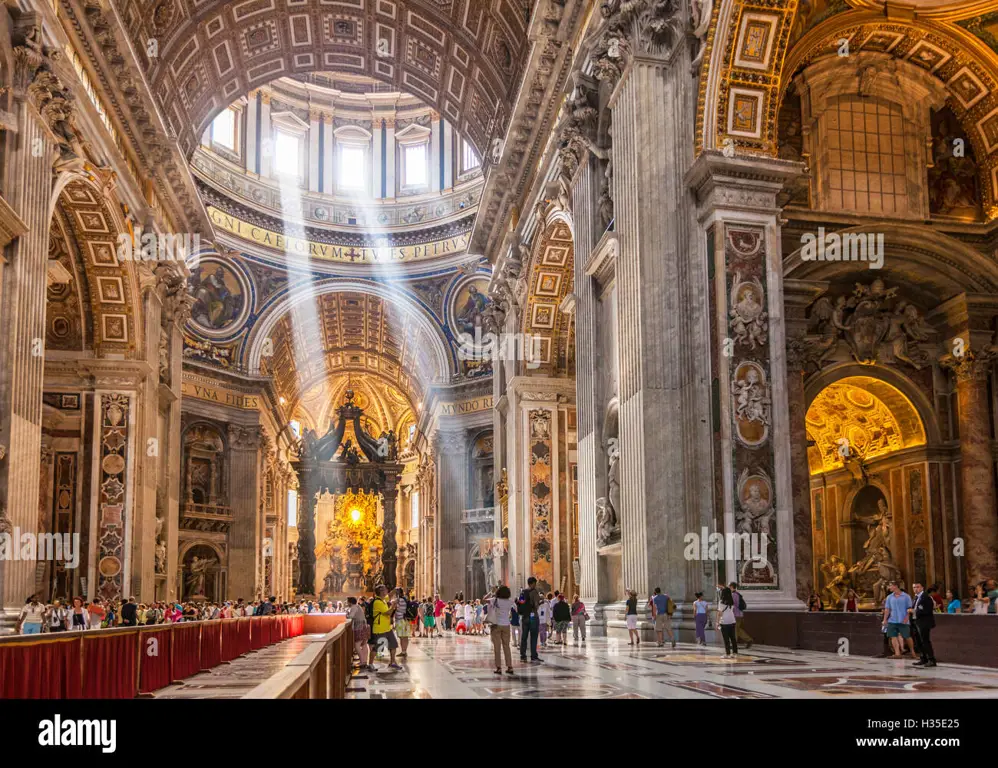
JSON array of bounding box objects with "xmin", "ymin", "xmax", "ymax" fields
[
  {"xmin": 186, "ymin": 256, "xmax": 253, "ymax": 340},
  {"xmin": 98, "ymin": 556, "xmax": 121, "ymax": 578},
  {"xmin": 447, "ymin": 275, "xmax": 492, "ymax": 340}
]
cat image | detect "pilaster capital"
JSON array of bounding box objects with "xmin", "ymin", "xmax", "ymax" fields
[
  {"xmin": 685, "ymin": 151, "xmax": 805, "ymax": 217},
  {"xmin": 940, "ymin": 348, "xmax": 998, "ymax": 383},
  {"xmin": 227, "ymin": 424, "xmax": 264, "ymax": 451},
  {"xmin": 432, "ymin": 430, "xmax": 468, "ymax": 456}
]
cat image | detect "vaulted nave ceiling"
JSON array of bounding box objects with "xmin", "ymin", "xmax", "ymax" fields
[{"xmin": 259, "ymin": 291, "xmax": 438, "ymax": 417}]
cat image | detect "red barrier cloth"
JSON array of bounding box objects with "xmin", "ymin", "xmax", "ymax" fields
[
  {"xmin": 261, "ymin": 616, "xmax": 274, "ymax": 646},
  {"xmin": 171, "ymin": 623, "xmax": 201, "ymax": 680},
  {"xmin": 250, "ymin": 617, "xmax": 265, "ymax": 650},
  {"xmin": 292, "ymin": 615, "xmax": 304, "ymax": 637},
  {"xmin": 83, "ymin": 631, "xmax": 138, "ymax": 699},
  {"xmin": 221, "ymin": 620, "xmax": 241, "ymax": 662},
  {"xmin": 237, "ymin": 618, "xmax": 251, "ymax": 656},
  {"xmin": 137, "ymin": 628, "xmax": 173, "ymax": 694},
  {"xmin": 200, "ymin": 622, "xmax": 222, "ymax": 670},
  {"xmin": 275, "ymin": 616, "xmax": 287, "ymax": 641},
  {"xmin": 0, "ymin": 635, "xmax": 83, "ymax": 699}
]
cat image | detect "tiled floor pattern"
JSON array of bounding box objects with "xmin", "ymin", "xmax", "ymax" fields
[
  {"xmin": 152, "ymin": 634, "xmax": 319, "ymax": 699},
  {"xmin": 345, "ymin": 632, "xmax": 998, "ymax": 699}
]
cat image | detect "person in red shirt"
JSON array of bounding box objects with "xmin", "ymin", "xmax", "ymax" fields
[
  {"xmin": 433, "ymin": 594, "xmax": 445, "ymax": 638},
  {"xmin": 87, "ymin": 598, "xmax": 106, "ymax": 629}
]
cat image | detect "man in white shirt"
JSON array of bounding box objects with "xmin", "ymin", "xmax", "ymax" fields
[
  {"xmin": 537, "ymin": 600, "xmax": 550, "ymax": 647},
  {"xmin": 464, "ymin": 600, "xmax": 474, "ymax": 629}
]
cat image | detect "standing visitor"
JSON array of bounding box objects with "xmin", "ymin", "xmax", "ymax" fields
[
  {"xmin": 433, "ymin": 594, "xmax": 445, "ymax": 637},
  {"xmin": 518, "ymin": 576, "xmax": 542, "ymax": 663},
  {"xmin": 625, "ymin": 590, "xmax": 639, "ymax": 646},
  {"xmin": 17, "ymin": 596, "xmax": 45, "ymax": 635},
  {"xmin": 882, "ymin": 580, "xmax": 915, "ymax": 659},
  {"xmin": 570, "ymin": 595, "xmax": 587, "ymax": 644},
  {"xmin": 415, "ymin": 599, "xmax": 426, "ymax": 638},
  {"xmin": 946, "ymin": 590, "xmax": 961, "ymax": 613},
  {"xmin": 369, "ymin": 585, "xmax": 402, "ymax": 671},
  {"xmin": 841, "ymin": 589, "xmax": 859, "ymax": 612},
  {"xmin": 972, "ymin": 584, "xmax": 990, "ymax": 614},
  {"xmin": 717, "ymin": 587, "xmax": 738, "ymax": 656},
  {"xmin": 911, "ymin": 582, "xmax": 937, "ymax": 668},
  {"xmin": 537, "ymin": 596, "xmax": 551, "ymax": 647},
  {"xmin": 552, "ymin": 594, "xmax": 571, "ymax": 644},
  {"xmin": 807, "ymin": 592, "xmax": 823, "ymax": 611},
  {"xmin": 648, "ymin": 587, "xmax": 676, "ymax": 648},
  {"xmin": 510, "ymin": 599, "xmax": 521, "ymax": 646},
  {"xmin": 729, "ymin": 582, "xmax": 753, "ymax": 649},
  {"xmin": 693, "ymin": 592, "xmax": 709, "ymax": 645},
  {"xmin": 464, "ymin": 599, "xmax": 475, "ymax": 635},
  {"xmin": 443, "ymin": 601, "xmax": 453, "ymax": 631},
  {"xmin": 121, "ymin": 596, "xmax": 138, "ymax": 626},
  {"xmin": 346, "ymin": 597, "xmax": 371, "ymax": 670},
  {"xmin": 423, "ymin": 597, "xmax": 436, "ymax": 637},
  {"xmin": 70, "ymin": 597, "xmax": 89, "ymax": 631},
  {"xmin": 88, "ymin": 598, "xmax": 106, "ymax": 630},
  {"xmin": 394, "ymin": 587, "xmax": 411, "ymax": 658},
  {"xmin": 487, "ymin": 586, "xmax": 516, "ymax": 675},
  {"xmin": 47, "ymin": 600, "xmax": 69, "ymax": 633}
]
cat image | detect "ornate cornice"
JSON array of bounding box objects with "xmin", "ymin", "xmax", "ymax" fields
[
  {"xmin": 227, "ymin": 424, "xmax": 265, "ymax": 451},
  {"xmin": 940, "ymin": 347, "xmax": 998, "ymax": 383}
]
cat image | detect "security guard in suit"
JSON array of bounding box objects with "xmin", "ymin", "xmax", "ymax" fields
[{"xmin": 911, "ymin": 582, "xmax": 937, "ymax": 668}]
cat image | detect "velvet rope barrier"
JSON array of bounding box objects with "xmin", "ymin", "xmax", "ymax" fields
[
  {"xmin": 200, "ymin": 621, "xmax": 222, "ymax": 670},
  {"xmin": 138, "ymin": 627, "xmax": 174, "ymax": 694},
  {"xmin": 83, "ymin": 631, "xmax": 139, "ymax": 699},
  {"xmin": 0, "ymin": 634, "xmax": 83, "ymax": 699},
  {"xmin": 237, "ymin": 617, "xmax": 252, "ymax": 656},
  {"xmin": 171, "ymin": 622, "xmax": 202, "ymax": 681},
  {"xmin": 221, "ymin": 619, "xmax": 241, "ymax": 663}
]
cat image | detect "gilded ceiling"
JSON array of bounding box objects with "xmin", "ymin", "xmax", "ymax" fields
[
  {"xmin": 521, "ymin": 220, "xmax": 574, "ymax": 374},
  {"xmin": 805, "ymin": 375, "xmax": 926, "ymax": 474}
]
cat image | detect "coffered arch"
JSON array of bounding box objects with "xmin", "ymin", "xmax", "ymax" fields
[
  {"xmin": 50, "ymin": 176, "xmax": 142, "ymax": 359},
  {"xmin": 520, "ymin": 218, "xmax": 574, "ymax": 375},
  {"xmin": 117, "ymin": 0, "xmax": 531, "ymax": 159}
]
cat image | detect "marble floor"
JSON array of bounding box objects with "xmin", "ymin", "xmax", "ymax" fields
[{"xmin": 346, "ymin": 631, "xmax": 998, "ymax": 699}]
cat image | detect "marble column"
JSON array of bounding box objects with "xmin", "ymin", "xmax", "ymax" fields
[
  {"xmin": 227, "ymin": 425, "xmax": 263, "ymax": 599},
  {"xmin": 609, "ymin": 45, "xmax": 711, "ymax": 611},
  {"xmin": 434, "ymin": 430, "xmax": 467, "ymax": 597},
  {"xmin": 944, "ymin": 351, "xmax": 998, "ymax": 586},
  {"xmin": 382, "ymin": 484, "xmax": 399, "ymax": 591},
  {"xmin": 784, "ymin": 280, "xmax": 829, "ymax": 601},
  {"xmin": 246, "ymin": 92, "xmax": 260, "ymax": 174},
  {"xmin": 570, "ymin": 158, "xmax": 602, "ymax": 609},
  {"xmin": 429, "ymin": 112, "xmax": 442, "ymax": 192},
  {"xmin": 308, "ymin": 110, "xmax": 321, "ymax": 193},
  {"xmin": 259, "ymin": 93, "xmax": 272, "ymax": 177},
  {"xmin": 687, "ymin": 152, "xmax": 805, "ymax": 609},
  {"xmin": 0, "ymin": 38, "xmax": 58, "ymax": 620}
]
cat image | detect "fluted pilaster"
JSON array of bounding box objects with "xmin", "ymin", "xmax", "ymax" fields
[{"xmin": 433, "ymin": 430, "xmax": 467, "ymax": 596}]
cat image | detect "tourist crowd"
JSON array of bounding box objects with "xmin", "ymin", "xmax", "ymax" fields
[{"xmin": 15, "ymin": 594, "xmax": 320, "ymax": 634}]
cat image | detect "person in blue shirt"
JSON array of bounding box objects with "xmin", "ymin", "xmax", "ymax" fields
[
  {"xmin": 945, "ymin": 589, "xmax": 961, "ymax": 614},
  {"xmin": 647, "ymin": 587, "xmax": 676, "ymax": 648},
  {"xmin": 881, "ymin": 580, "xmax": 916, "ymax": 659}
]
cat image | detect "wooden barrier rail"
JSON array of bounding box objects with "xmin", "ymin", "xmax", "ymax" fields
[
  {"xmin": 242, "ymin": 622, "xmax": 354, "ymax": 700},
  {"xmin": 0, "ymin": 614, "xmax": 306, "ymax": 699}
]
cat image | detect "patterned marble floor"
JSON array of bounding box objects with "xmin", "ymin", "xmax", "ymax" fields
[
  {"xmin": 346, "ymin": 632, "xmax": 998, "ymax": 699},
  {"xmin": 152, "ymin": 634, "xmax": 319, "ymax": 699}
]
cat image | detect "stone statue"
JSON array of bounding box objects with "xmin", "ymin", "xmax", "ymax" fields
[
  {"xmin": 186, "ymin": 555, "xmax": 215, "ymax": 596},
  {"xmin": 690, "ymin": 0, "xmax": 714, "ymax": 72},
  {"xmin": 819, "ymin": 554, "xmax": 847, "ymax": 606},
  {"xmin": 154, "ymin": 540, "xmax": 167, "ymax": 575},
  {"xmin": 848, "ymin": 498, "xmax": 900, "ymax": 603},
  {"xmin": 596, "ymin": 497, "xmax": 619, "ymax": 548},
  {"xmin": 729, "ymin": 273, "xmax": 768, "ymax": 350},
  {"xmin": 606, "ymin": 437, "xmax": 621, "ymax": 526},
  {"xmin": 155, "ymin": 515, "xmax": 164, "ymax": 539}
]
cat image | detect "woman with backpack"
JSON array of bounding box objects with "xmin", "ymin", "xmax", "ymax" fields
[
  {"xmin": 346, "ymin": 596, "xmax": 371, "ymax": 670},
  {"xmin": 552, "ymin": 594, "xmax": 571, "ymax": 644},
  {"xmin": 509, "ymin": 601, "xmax": 521, "ymax": 645},
  {"xmin": 693, "ymin": 592, "xmax": 709, "ymax": 645},
  {"xmin": 393, "ymin": 587, "xmax": 412, "ymax": 658},
  {"xmin": 716, "ymin": 586, "xmax": 738, "ymax": 656},
  {"xmin": 486, "ymin": 586, "xmax": 516, "ymax": 675}
]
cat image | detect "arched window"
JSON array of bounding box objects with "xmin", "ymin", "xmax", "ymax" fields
[
  {"xmin": 211, "ymin": 108, "xmax": 237, "ymax": 151},
  {"xmin": 461, "ymin": 139, "xmax": 480, "ymax": 173},
  {"xmin": 411, "ymin": 490, "xmax": 420, "ymax": 529},
  {"xmin": 270, "ymin": 110, "xmax": 310, "ymax": 185},
  {"xmin": 396, "ymin": 123, "xmax": 431, "ymax": 193},
  {"xmin": 334, "ymin": 125, "xmax": 372, "ymax": 194}
]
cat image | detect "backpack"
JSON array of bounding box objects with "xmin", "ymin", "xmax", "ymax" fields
[
  {"xmin": 737, "ymin": 592, "xmax": 747, "ymax": 612},
  {"xmin": 516, "ymin": 589, "xmax": 532, "ymax": 617},
  {"xmin": 404, "ymin": 599, "xmax": 418, "ymax": 621},
  {"xmin": 666, "ymin": 597, "xmax": 676, "ymax": 616},
  {"xmin": 364, "ymin": 600, "xmax": 376, "ymax": 627}
]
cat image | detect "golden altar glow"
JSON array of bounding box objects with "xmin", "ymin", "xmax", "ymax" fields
[
  {"xmin": 806, "ymin": 376, "xmax": 926, "ymax": 474},
  {"xmin": 350, "ymin": 508, "xmax": 362, "ymax": 523}
]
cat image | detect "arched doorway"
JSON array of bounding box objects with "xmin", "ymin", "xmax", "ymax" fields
[{"xmin": 806, "ymin": 373, "xmax": 932, "ymax": 607}]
